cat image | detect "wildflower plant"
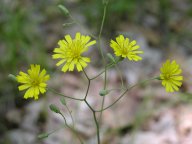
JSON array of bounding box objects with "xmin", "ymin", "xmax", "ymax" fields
[{"xmin": 11, "ymin": 1, "xmax": 186, "ymax": 144}]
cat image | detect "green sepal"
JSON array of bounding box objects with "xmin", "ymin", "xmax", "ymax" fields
[{"xmin": 103, "ymin": 0, "xmax": 109, "ymax": 5}]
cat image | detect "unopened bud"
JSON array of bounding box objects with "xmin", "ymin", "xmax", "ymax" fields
[
  {"xmin": 99, "ymin": 89, "xmax": 109, "ymax": 96},
  {"xmin": 60, "ymin": 97, "xmax": 66, "ymax": 106},
  {"xmin": 38, "ymin": 133, "xmax": 49, "ymax": 139},
  {"xmin": 58, "ymin": 5, "xmax": 69, "ymax": 16},
  {"xmin": 49, "ymin": 104, "xmax": 60, "ymax": 114},
  {"xmin": 8, "ymin": 74, "xmax": 17, "ymax": 82}
]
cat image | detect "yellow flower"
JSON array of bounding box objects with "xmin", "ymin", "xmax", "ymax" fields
[
  {"xmin": 160, "ymin": 60, "xmax": 183, "ymax": 92},
  {"xmin": 16, "ymin": 64, "xmax": 50, "ymax": 100},
  {"xmin": 110, "ymin": 35, "xmax": 143, "ymax": 61},
  {"xmin": 52, "ymin": 32, "xmax": 96, "ymax": 72}
]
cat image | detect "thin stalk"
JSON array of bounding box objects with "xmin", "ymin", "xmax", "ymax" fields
[
  {"xmin": 66, "ymin": 104, "xmax": 75, "ymax": 128},
  {"xmin": 82, "ymin": 69, "xmax": 91, "ymax": 99},
  {"xmin": 97, "ymin": 4, "xmax": 107, "ymax": 62},
  {"xmin": 90, "ymin": 62, "xmax": 115, "ymax": 80},
  {"xmin": 69, "ymin": 14, "xmax": 97, "ymax": 39},
  {"xmin": 82, "ymin": 68, "xmax": 90, "ymax": 80},
  {"xmin": 84, "ymin": 99, "xmax": 95, "ymax": 112},
  {"xmin": 60, "ymin": 113, "xmax": 84, "ymax": 144},
  {"xmin": 90, "ymin": 58, "xmax": 124, "ymax": 80},
  {"xmin": 84, "ymin": 80, "xmax": 90, "ymax": 100},
  {"xmin": 95, "ymin": 77, "xmax": 159, "ymax": 112},
  {"xmin": 99, "ymin": 5, "xmax": 107, "ymax": 40},
  {"xmin": 93, "ymin": 111, "xmax": 100, "ymax": 144},
  {"xmin": 82, "ymin": 68, "xmax": 101, "ymax": 143},
  {"xmin": 98, "ymin": 4, "xmax": 108, "ymax": 125},
  {"xmin": 48, "ymin": 88, "xmax": 84, "ymax": 101}
]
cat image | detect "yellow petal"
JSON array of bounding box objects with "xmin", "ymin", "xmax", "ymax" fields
[
  {"xmin": 18, "ymin": 84, "xmax": 30, "ymax": 91},
  {"xmin": 65, "ymin": 35, "xmax": 72, "ymax": 44},
  {"xmin": 85, "ymin": 40, "xmax": 96, "ymax": 47}
]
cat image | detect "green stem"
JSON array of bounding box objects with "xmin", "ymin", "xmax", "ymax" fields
[
  {"xmin": 97, "ymin": 4, "xmax": 107, "ymax": 63},
  {"xmin": 99, "ymin": 5, "xmax": 107, "ymax": 40},
  {"xmin": 84, "ymin": 99, "xmax": 95, "ymax": 112},
  {"xmin": 69, "ymin": 14, "xmax": 97, "ymax": 39},
  {"xmin": 90, "ymin": 64, "xmax": 112, "ymax": 80},
  {"xmin": 98, "ymin": 4, "xmax": 108, "ymax": 126},
  {"xmin": 66, "ymin": 104, "xmax": 75, "ymax": 128},
  {"xmin": 90, "ymin": 60, "xmax": 121, "ymax": 80},
  {"xmin": 60, "ymin": 113, "xmax": 84, "ymax": 144},
  {"xmin": 115, "ymin": 64, "xmax": 125, "ymax": 89},
  {"xmin": 95, "ymin": 77, "xmax": 159, "ymax": 112},
  {"xmin": 82, "ymin": 68, "xmax": 90, "ymax": 80},
  {"xmin": 82, "ymin": 69, "xmax": 91, "ymax": 99},
  {"xmin": 108, "ymin": 87, "xmax": 126, "ymax": 92},
  {"xmin": 82, "ymin": 69, "xmax": 100, "ymax": 144},
  {"xmin": 93, "ymin": 111, "xmax": 100, "ymax": 144},
  {"xmin": 48, "ymin": 88, "xmax": 84, "ymax": 101}
]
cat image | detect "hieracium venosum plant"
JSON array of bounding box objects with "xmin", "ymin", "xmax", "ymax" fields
[{"xmin": 11, "ymin": 1, "xmax": 185, "ymax": 144}]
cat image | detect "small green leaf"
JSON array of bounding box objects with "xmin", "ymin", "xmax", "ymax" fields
[
  {"xmin": 99, "ymin": 89, "xmax": 109, "ymax": 96},
  {"xmin": 38, "ymin": 133, "xmax": 49, "ymax": 139},
  {"xmin": 60, "ymin": 97, "xmax": 66, "ymax": 106},
  {"xmin": 49, "ymin": 104, "xmax": 60, "ymax": 114},
  {"xmin": 58, "ymin": 5, "xmax": 69, "ymax": 16}
]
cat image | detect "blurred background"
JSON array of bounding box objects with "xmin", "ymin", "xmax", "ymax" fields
[{"xmin": 0, "ymin": 0, "xmax": 192, "ymax": 143}]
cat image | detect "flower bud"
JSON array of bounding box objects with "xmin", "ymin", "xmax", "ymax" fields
[
  {"xmin": 49, "ymin": 104, "xmax": 60, "ymax": 114},
  {"xmin": 38, "ymin": 133, "xmax": 49, "ymax": 139},
  {"xmin": 99, "ymin": 89, "xmax": 109, "ymax": 96},
  {"xmin": 58, "ymin": 5, "xmax": 69, "ymax": 16},
  {"xmin": 60, "ymin": 97, "xmax": 66, "ymax": 105},
  {"xmin": 8, "ymin": 74, "xmax": 17, "ymax": 82}
]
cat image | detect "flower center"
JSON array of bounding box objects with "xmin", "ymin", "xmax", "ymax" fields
[
  {"xmin": 164, "ymin": 74, "xmax": 171, "ymax": 80},
  {"xmin": 70, "ymin": 40, "xmax": 82, "ymax": 59},
  {"xmin": 72, "ymin": 50, "xmax": 80, "ymax": 58},
  {"xmin": 31, "ymin": 79, "xmax": 40, "ymax": 86},
  {"xmin": 122, "ymin": 47, "xmax": 128, "ymax": 55}
]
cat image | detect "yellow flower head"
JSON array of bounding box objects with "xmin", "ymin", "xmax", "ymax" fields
[
  {"xmin": 160, "ymin": 60, "xmax": 183, "ymax": 92},
  {"xmin": 16, "ymin": 64, "xmax": 50, "ymax": 100},
  {"xmin": 52, "ymin": 32, "xmax": 96, "ymax": 72},
  {"xmin": 110, "ymin": 35, "xmax": 143, "ymax": 61}
]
